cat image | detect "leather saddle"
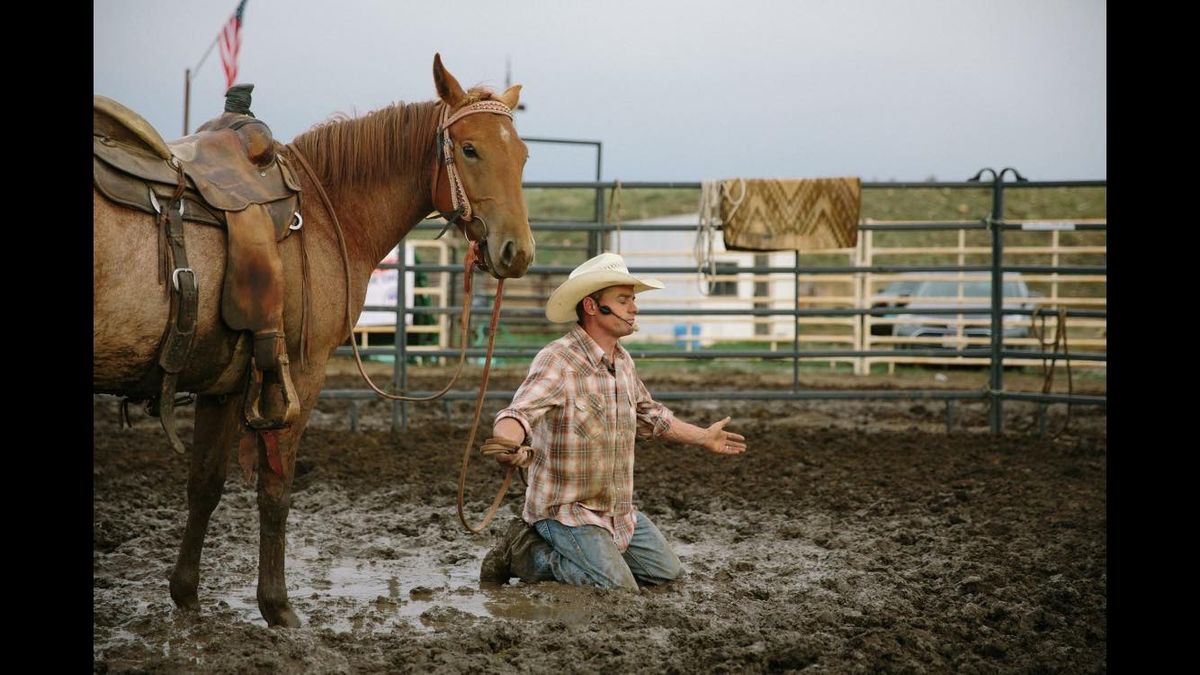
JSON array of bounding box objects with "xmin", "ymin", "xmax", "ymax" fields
[{"xmin": 94, "ymin": 85, "xmax": 304, "ymax": 452}]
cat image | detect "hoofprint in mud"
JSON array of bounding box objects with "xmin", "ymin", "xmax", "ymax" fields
[{"xmin": 94, "ymin": 364, "xmax": 1105, "ymax": 672}]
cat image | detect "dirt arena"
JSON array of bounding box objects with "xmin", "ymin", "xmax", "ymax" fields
[{"xmin": 94, "ymin": 365, "xmax": 1106, "ymax": 672}]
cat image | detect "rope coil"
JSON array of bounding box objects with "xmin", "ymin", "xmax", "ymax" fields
[
  {"xmin": 1029, "ymin": 306, "xmax": 1074, "ymax": 436},
  {"xmin": 696, "ymin": 178, "xmax": 745, "ymax": 294},
  {"xmin": 480, "ymin": 436, "xmax": 534, "ymax": 468}
]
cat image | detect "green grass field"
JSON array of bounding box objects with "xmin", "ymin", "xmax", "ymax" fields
[
  {"xmin": 522, "ymin": 184, "xmax": 1106, "ymax": 223},
  {"xmin": 516, "ymin": 184, "xmax": 1106, "ymax": 266},
  {"xmin": 411, "ymin": 184, "xmax": 1106, "ymax": 260}
]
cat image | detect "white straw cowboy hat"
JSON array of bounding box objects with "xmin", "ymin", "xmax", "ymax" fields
[{"xmin": 545, "ymin": 252, "xmax": 664, "ymax": 323}]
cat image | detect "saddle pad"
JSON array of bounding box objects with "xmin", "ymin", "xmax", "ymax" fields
[{"xmin": 720, "ymin": 177, "xmax": 861, "ymax": 251}]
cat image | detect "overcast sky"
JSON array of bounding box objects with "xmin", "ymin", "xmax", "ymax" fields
[{"xmin": 94, "ymin": 0, "xmax": 1105, "ymax": 183}]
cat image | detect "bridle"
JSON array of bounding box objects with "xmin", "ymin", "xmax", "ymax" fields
[{"xmin": 430, "ymin": 99, "xmax": 515, "ymax": 249}]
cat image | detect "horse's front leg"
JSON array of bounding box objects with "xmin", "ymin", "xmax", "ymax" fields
[
  {"xmin": 254, "ymin": 381, "xmax": 320, "ymax": 628},
  {"xmin": 169, "ymin": 392, "xmax": 242, "ymax": 611}
]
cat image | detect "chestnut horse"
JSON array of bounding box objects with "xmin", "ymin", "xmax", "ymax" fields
[{"xmin": 93, "ymin": 55, "xmax": 533, "ymax": 627}]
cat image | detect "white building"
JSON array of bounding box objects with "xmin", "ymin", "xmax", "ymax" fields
[{"xmin": 613, "ymin": 214, "xmax": 854, "ymax": 347}]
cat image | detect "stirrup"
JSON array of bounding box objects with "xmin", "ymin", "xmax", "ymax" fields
[{"xmin": 243, "ymin": 354, "xmax": 301, "ymax": 430}]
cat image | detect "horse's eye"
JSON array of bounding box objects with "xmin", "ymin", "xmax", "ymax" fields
[{"xmin": 462, "ymin": 143, "xmax": 478, "ymax": 159}]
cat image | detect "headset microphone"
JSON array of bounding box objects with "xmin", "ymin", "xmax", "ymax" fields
[{"xmin": 597, "ymin": 303, "xmax": 638, "ymax": 332}]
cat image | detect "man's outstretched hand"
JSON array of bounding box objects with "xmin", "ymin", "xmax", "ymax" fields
[{"xmin": 700, "ymin": 417, "xmax": 746, "ymax": 455}]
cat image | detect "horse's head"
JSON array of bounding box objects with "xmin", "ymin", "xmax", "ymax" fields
[{"xmin": 431, "ymin": 54, "xmax": 534, "ymax": 279}]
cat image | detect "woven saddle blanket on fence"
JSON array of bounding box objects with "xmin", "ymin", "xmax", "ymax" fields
[{"xmin": 719, "ymin": 177, "xmax": 861, "ymax": 251}]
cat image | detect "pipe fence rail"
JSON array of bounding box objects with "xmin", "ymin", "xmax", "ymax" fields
[{"xmin": 328, "ymin": 170, "xmax": 1106, "ymax": 434}]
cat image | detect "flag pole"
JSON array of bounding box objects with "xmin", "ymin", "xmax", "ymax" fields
[
  {"xmin": 183, "ymin": 69, "xmax": 191, "ymax": 135},
  {"xmin": 183, "ymin": 33, "xmax": 220, "ymax": 136}
]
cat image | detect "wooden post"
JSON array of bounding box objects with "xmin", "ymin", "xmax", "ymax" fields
[{"xmin": 183, "ymin": 68, "xmax": 191, "ymax": 136}]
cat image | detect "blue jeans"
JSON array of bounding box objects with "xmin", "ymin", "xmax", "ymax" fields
[{"xmin": 520, "ymin": 512, "xmax": 682, "ymax": 591}]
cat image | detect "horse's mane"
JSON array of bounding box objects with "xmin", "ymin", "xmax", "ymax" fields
[{"xmin": 289, "ymin": 87, "xmax": 500, "ymax": 188}]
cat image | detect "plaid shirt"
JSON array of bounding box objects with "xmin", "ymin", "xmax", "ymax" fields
[{"xmin": 495, "ymin": 324, "xmax": 675, "ymax": 551}]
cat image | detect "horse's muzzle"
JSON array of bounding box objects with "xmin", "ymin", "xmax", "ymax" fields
[{"xmin": 484, "ymin": 235, "xmax": 532, "ymax": 279}]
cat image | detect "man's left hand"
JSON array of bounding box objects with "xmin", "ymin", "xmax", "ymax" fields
[{"xmin": 701, "ymin": 416, "xmax": 746, "ymax": 455}]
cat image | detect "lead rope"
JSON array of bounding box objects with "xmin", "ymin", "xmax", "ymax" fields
[{"xmin": 455, "ymin": 278, "xmax": 527, "ymax": 534}]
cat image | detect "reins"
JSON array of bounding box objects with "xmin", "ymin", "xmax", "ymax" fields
[{"xmin": 288, "ymin": 144, "xmax": 487, "ymax": 402}]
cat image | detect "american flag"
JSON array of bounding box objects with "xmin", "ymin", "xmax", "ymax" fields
[{"xmin": 218, "ymin": 0, "xmax": 248, "ymax": 90}]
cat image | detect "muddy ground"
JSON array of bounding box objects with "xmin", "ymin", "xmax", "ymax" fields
[{"xmin": 94, "ymin": 365, "xmax": 1106, "ymax": 673}]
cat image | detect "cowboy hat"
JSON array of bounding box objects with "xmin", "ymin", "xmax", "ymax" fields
[{"xmin": 545, "ymin": 252, "xmax": 664, "ymax": 323}]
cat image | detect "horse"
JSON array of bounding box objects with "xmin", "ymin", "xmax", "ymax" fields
[{"xmin": 93, "ymin": 54, "xmax": 533, "ymax": 627}]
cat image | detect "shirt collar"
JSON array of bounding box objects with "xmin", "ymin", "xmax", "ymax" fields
[{"xmin": 568, "ymin": 324, "xmax": 627, "ymax": 374}]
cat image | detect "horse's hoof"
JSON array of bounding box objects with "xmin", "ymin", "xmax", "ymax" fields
[
  {"xmin": 265, "ymin": 606, "xmax": 301, "ymax": 628},
  {"xmin": 169, "ymin": 575, "xmax": 200, "ymax": 611},
  {"xmin": 171, "ymin": 593, "xmax": 201, "ymax": 612}
]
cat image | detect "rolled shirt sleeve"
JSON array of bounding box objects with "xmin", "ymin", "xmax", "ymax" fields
[
  {"xmin": 630, "ymin": 362, "xmax": 675, "ymax": 439},
  {"xmin": 494, "ymin": 347, "xmax": 565, "ymax": 442}
]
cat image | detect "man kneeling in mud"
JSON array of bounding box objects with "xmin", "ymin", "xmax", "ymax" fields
[{"xmin": 479, "ymin": 253, "xmax": 747, "ymax": 590}]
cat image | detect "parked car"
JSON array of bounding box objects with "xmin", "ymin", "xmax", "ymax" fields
[
  {"xmin": 875, "ymin": 274, "xmax": 1041, "ymax": 348},
  {"xmin": 869, "ymin": 275, "xmax": 924, "ymax": 336}
]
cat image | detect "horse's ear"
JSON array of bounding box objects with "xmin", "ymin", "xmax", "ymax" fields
[
  {"xmin": 433, "ymin": 53, "xmax": 467, "ymax": 109},
  {"xmin": 497, "ymin": 84, "xmax": 522, "ymax": 111}
]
